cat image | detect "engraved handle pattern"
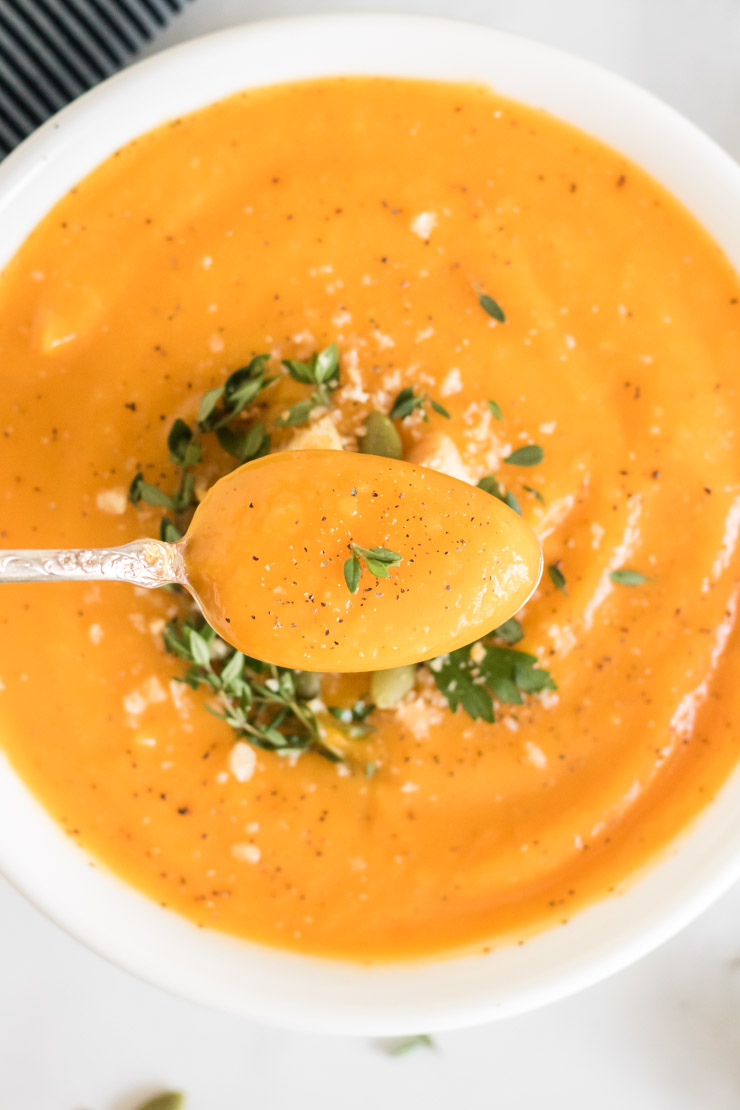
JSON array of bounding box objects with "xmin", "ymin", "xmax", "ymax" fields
[{"xmin": 0, "ymin": 538, "xmax": 184, "ymax": 589}]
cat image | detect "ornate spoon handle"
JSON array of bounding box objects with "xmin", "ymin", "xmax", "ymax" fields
[{"xmin": 0, "ymin": 538, "xmax": 185, "ymax": 589}]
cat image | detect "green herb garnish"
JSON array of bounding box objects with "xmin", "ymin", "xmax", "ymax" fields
[
  {"xmin": 129, "ymin": 352, "xmax": 275, "ymax": 533},
  {"xmin": 429, "ymin": 637, "xmax": 556, "ymax": 722},
  {"xmin": 327, "ymin": 699, "xmax": 375, "ymax": 738},
  {"xmin": 504, "ymin": 444, "xmax": 544, "ymax": 467},
  {"xmin": 493, "ymin": 617, "xmax": 524, "ymax": 644},
  {"xmin": 477, "ymin": 474, "xmax": 522, "ymax": 516},
  {"xmin": 610, "ymin": 568, "xmax": 649, "ymax": 586},
  {"xmin": 522, "ymin": 484, "xmax": 545, "ymax": 504},
  {"xmin": 163, "ymin": 617, "xmax": 345, "ymax": 762},
  {"xmin": 345, "ymin": 544, "xmax": 403, "ymax": 593},
  {"xmin": 548, "ymin": 564, "xmax": 567, "ymax": 593},
  {"xmin": 389, "ymin": 386, "xmax": 450, "ymax": 422},
  {"xmin": 135, "ymin": 1092, "xmax": 185, "ymax": 1110},
  {"xmin": 382, "ymin": 1033, "xmax": 436, "ymax": 1057},
  {"xmin": 487, "ymin": 399, "xmax": 504, "ymax": 420},
  {"xmin": 276, "ymin": 342, "xmax": 341, "ymax": 426},
  {"xmin": 479, "ymin": 292, "xmax": 506, "ymax": 323}
]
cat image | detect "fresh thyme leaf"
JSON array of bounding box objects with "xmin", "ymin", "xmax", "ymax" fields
[
  {"xmin": 276, "ymin": 399, "xmax": 317, "ymax": 427},
  {"xmin": 389, "ymin": 386, "xmax": 449, "ymax": 422},
  {"xmin": 382, "ymin": 1034, "xmax": 435, "ymax": 1057},
  {"xmin": 476, "ymin": 474, "xmax": 505, "ymax": 498},
  {"xmin": 188, "ymin": 628, "xmax": 212, "ymax": 669},
  {"xmin": 129, "ymin": 472, "xmax": 176, "ymax": 510},
  {"xmin": 504, "ymin": 489, "xmax": 522, "ymax": 515},
  {"xmin": 522, "ymin": 484, "xmax": 545, "ymax": 504},
  {"xmin": 505, "ymin": 444, "xmax": 544, "ymax": 467},
  {"xmin": 314, "ymin": 342, "xmax": 340, "ymax": 383},
  {"xmin": 493, "ymin": 617, "xmax": 523, "ymax": 644},
  {"xmin": 488, "ymin": 399, "xmax": 503, "ymax": 420},
  {"xmin": 610, "ymin": 568, "xmax": 649, "ymax": 586},
  {"xmin": 477, "ymin": 474, "xmax": 521, "ymax": 515},
  {"xmin": 389, "ymin": 386, "xmax": 423, "ymax": 421},
  {"xmin": 220, "ymin": 650, "xmax": 245, "ymax": 687},
  {"xmin": 168, "ymin": 419, "xmax": 199, "ymax": 465},
  {"xmin": 365, "ymin": 760, "xmax": 379, "ymax": 778},
  {"xmin": 160, "ymin": 518, "xmax": 183, "ymax": 544},
  {"xmin": 479, "ymin": 292, "xmax": 506, "ymax": 323},
  {"xmin": 346, "ymin": 544, "xmax": 402, "ymax": 590},
  {"xmin": 430, "ymin": 398, "xmax": 451, "ymax": 419},
  {"xmin": 279, "ymin": 343, "xmax": 341, "ymax": 426},
  {"xmin": 548, "ymin": 563, "xmax": 567, "ymax": 593},
  {"xmin": 276, "ymin": 346, "xmax": 341, "ymax": 426},
  {"xmin": 197, "ymin": 386, "xmax": 224, "ymax": 426},
  {"xmin": 344, "ymin": 555, "xmax": 361, "ymax": 593},
  {"xmin": 365, "ymin": 559, "xmax": 392, "ymax": 578},
  {"xmin": 217, "ymin": 422, "xmax": 270, "ymax": 462},
  {"xmin": 283, "ymin": 358, "xmax": 316, "ymax": 384}
]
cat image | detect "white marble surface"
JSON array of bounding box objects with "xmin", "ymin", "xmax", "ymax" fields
[{"xmin": 3, "ymin": 2, "xmax": 740, "ymax": 1107}]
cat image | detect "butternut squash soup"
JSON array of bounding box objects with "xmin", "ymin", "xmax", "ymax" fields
[{"xmin": 1, "ymin": 77, "xmax": 739, "ymax": 962}]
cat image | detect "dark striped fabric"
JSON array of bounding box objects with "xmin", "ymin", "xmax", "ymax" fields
[{"xmin": 0, "ymin": 0, "xmax": 190, "ymax": 157}]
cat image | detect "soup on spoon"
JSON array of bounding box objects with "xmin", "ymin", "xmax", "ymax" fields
[{"xmin": 182, "ymin": 449, "xmax": 542, "ymax": 671}]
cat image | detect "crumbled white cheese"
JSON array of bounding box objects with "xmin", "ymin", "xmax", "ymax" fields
[
  {"xmin": 88, "ymin": 624, "xmax": 104, "ymax": 645},
  {"xmin": 372, "ymin": 329, "xmax": 395, "ymax": 350},
  {"xmin": 232, "ymin": 842, "xmax": 261, "ymax": 863},
  {"xmin": 440, "ymin": 367, "xmax": 463, "ymax": 396},
  {"xmin": 405, "ymin": 431, "xmax": 473, "ymax": 484},
  {"xmin": 524, "ymin": 741, "xmax": 547, "ymax": 769},
  {"xmin": 287, "ymin": 414, "xmax": 343, "ymax": 452},
  {"xmin": 229, "ymin": 742, "xmax": 256, "ymax": 783},
  {"xmin": 96, "ymin": 487, "xmax": 127, "ymax": 515},
  {"xmin": 123, "ymin": 676, "xmax": 167, "ymax": 718},
  {"xmin": 411, "ymin": 211, "xmax": 437, "ymax": 239}
]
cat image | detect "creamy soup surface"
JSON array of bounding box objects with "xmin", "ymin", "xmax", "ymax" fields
[{"xmin": 1, "ymin": 77, "xmax": 739, "ymax": 961}]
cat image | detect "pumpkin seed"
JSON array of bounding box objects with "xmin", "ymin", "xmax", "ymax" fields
[
  {"xmin": 371, "ymin": 665, "xmax": 416, "ymax": 708},
  {"xmin": 136, "ymin": 1095, "xmax": 184, "ymax": 1110},
  {"xmin": 359, "ymin": 412, "xmax": 402, "ymax": 459},
  {"xmin": 294, "ymin": 671, "xmax": 322, "ymax": 700}
]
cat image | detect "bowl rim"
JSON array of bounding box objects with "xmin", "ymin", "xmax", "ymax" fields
[{"xmin": 2, "ymin": 12, "xmax": 740, "ymax": 1036}]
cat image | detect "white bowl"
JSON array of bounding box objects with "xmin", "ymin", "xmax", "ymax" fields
[{"xmin": 2, "ymin": 14, "xmax": 740, "ymax": 1036}]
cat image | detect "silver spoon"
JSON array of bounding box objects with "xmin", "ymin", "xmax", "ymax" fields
[{"xmin": 0, "ymin": 539, "xmax": 185, "ymax": 590}]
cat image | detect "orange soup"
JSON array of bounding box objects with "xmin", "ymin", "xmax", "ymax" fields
[{"xmin": 1, "ymin": 77, "xmax": 740, "ymax": 961}]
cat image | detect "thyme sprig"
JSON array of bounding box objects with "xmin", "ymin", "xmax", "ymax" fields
[
  {"xmin": 129, "ymin": 353, "xmax": 275, "ymax": 540},
  {"xmin": 389, "ymin": 386, "xmax": 450, "ymax": 422},
  {"xmin": 163, "ymin": 617, "xmax": 347, "ymax": 761},
  {"xmin": 277, "ymin": 342, "xmax": 340, "ymax": 426},
  {"xmin": 477, "ymin": 474, "xmax": 522, "ymax": 516},
  {"xmin": 344, "ymin": 544, "xmax": 403, "ymax": 593}
]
